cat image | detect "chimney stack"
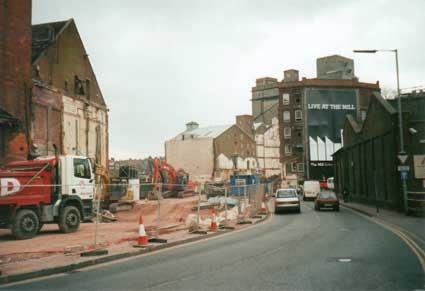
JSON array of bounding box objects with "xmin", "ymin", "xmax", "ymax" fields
[{"xmin": 283, "ymin": 69, "xmax": 299, "ymax": 82}]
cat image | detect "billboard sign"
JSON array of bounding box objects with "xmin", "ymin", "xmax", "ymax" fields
[
  {"xmin": 307, "ymin": 88, "xmax": 357, "ymax": 143},
  {"xmin": 306, "ymin": 89, "xmax": 357, "ymax": 179}
]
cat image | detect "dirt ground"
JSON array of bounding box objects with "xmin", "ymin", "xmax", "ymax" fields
[{"xmin": 0, "ymin": 197, "xmax": 199, "ymax": 264}]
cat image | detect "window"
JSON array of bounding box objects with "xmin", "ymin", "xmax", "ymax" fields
[
  {"xmin": 282, "ymin": 93, "xmax": 290, "ymax": 105},
  {"xmin": 284, "ymin": 144, "xmax": 292, "ymax": 154},
  {"xmin": 284, "ymin": 127, "xmax": 291, "ymax": 138},
  {"xmin": 291, "ymin": 162, "xmax": 297, "ymax": 172},
  {"xmin": 296, "ymin": 129, "xmax": 302, "ymax": 137},
  {"xmin": 297, "ymin": 163, "xmax": 304, "ymax": 173},
  {"xmin": 276, "ymin": 189, "xmax": 297, "ymax": 198},
  {"xmin": 295, "ymin": 110, "xmax": 302, "ymax": 121},
  {"xmin": 74, "ymin": 76, "xmax": 85, "ymax": 95},
  {"xmin": 283, "ymin": 111, "xmax": 290, "ymax": 122},
  {"xmin": 74, "ymin": 158, "xmax": 92, "ymax": 179},
  {"xmin": 286, "ymin": 163, "xmax": 292, "ymax": 174}
]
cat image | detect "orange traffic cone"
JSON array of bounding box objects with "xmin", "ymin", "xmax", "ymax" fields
[
  {"xmin": 210, "ymin": 209, "xmax": 218, "ymax": 232},
  {"xmin": 135, "ymin": 215, "xmax": 148, "ymax": 247}
]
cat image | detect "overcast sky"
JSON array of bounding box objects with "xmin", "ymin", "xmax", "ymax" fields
[{"xmin": 32, "ymin": 0, "xmax": 425, "ymax": 159}]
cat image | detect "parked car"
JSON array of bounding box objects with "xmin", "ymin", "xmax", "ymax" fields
[
  {"xmin": 314, "ymin": 191, "xmax": 339, "ymax": 211},
  {"xmin": 327, "ymin": 177, "xmax": 334, "ymax": 190},
  {"xmin": 274, "ymin": 188, "xmax": 301, "ymax": 214},
  {"xmin": 303, "ymin": 180, "xmax": 321, "ymax": 201}
]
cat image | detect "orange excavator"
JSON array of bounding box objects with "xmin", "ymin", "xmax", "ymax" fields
[{"xmin": 150, "ymin": 159, "xmax": 197, "ymax": 198}]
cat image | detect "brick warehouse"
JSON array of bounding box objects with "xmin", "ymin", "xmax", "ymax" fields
[
  {"xmin": 0, "ymin": 0, "xmax": 108, "ymax": 167},
  {"xmin": 334, "ymin": 91, "xmax": 425, "ymax": 212},
  {"xmin": 251, "ymin": 55, "xmax": 380, "ymax": 184}
]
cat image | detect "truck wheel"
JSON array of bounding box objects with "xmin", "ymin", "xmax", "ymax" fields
[
  {"xmin": 11, "ymin": 209, "xmax": 40, "ymax": 240},
  {"xmin": 59, "ymin": 206, "xmax": 81, "ymax": 233}
]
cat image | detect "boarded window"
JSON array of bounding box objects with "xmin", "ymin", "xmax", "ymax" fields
[
  {"xmin": 282, "ymin": 93, "xmax": 290, "ymax": 105},
  {"xmin": 295, "ymin": 110, "xmax": 302, "ymax": 121}
]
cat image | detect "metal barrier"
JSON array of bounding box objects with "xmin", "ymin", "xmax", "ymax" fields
[{"xmin": 407, "ymin": 191, "xmax": 425, "ymax": 213}]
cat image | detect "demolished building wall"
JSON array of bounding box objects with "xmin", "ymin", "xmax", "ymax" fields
[{"xmin": 0, "ymin": 0, "xmax": 32, "ymax": 163}]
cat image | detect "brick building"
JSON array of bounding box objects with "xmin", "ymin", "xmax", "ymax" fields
[
  {"xmin": 0, "ymin": 0, "xmax": 32, "ymax": 163},
  {"xmin": 251, "ymin": 55, "xmax": 380, "ymax": 184},
  {"xmin": 165, "ymin": 118, "xmax": 257, "ymax": 183},
  {"xmin": 0, "ymin": 0, "xmax": 108, "ymax": 168}
]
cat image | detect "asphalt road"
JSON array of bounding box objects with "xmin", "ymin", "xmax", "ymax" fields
[{"xmin": 3, "ymin": 201, "xmax": 425, "ymax": 291}]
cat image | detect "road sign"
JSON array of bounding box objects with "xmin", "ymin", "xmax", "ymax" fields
[
  {"xmin": 400, "ymin": 171, "xmax": 408, "ymax": 180},
  {"xmin": 398, "ymin": 165, "xmax": 410, "ymax": 172},
  {"xmin": 397, "ymin": 154, "xmax": 408, "ymax": 164}
]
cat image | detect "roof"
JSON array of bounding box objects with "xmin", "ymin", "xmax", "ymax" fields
[
  {"xmin": 345, "ymin": 115, "xmax": 362, "ymax": 133},
  {"xmin": 31, "ymin": 19, "xmax": 72, "ymax": 64},
  {"xmin": 372, "ymin": 91, "xmax": 397, "ymax": 115},
  {"xmin": 171, "ymin": 125, "xmax": 233, "ymax": 140},
  {"xmin": 316, "ymin": 54, "xmax": 353, "ymax": 61}
]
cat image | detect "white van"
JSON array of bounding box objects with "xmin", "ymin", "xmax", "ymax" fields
[{"xmin": 303, "ymin": 180, "xmax": 321, "ymax": 201}]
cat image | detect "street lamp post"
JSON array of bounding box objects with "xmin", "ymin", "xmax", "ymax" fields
[{"xmin": 353, "ymin": 49, "xmax": 408, "ymax": 213}]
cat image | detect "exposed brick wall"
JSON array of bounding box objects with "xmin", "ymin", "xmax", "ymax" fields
[
  {"xmin": 31, "ymin": 85, "xmax": 63, "ymax": 157},
  {"xmin": 0, "ymin": 0, "xmax": 32, "ymax": 163},
  {"xmin": 34, "ymin": 20, "xmax": 106, "ymax": 108},
  {"xmin": 214, "ymin": 125, "xmax": 256, "ymax": 159}
]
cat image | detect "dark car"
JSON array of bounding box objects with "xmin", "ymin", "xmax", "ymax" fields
[{"xmin": 314, "ymin": 191, "xmax": 339, "ymax": 211}]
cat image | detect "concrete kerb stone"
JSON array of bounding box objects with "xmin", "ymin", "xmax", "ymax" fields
[
  {"xmin": 0, "ymin": 213, "xmax": 270, "ymax": 286},
  {"xmin": 340, "ymin": 202, "xmax": 375, "ymax": 217}
]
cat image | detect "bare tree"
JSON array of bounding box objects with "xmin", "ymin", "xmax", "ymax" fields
[{"xmin": 381, "ymin": 87, "xmax": 397, "ymax": 99}]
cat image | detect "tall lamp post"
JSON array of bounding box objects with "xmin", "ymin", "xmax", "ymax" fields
[{"xmin": 353, "ymin": 49, "xmax": 408, "ymax": 213}]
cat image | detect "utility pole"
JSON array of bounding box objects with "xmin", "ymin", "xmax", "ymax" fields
[{"xmin": 353, "ymin": 49, "xmax": 408, "ymax": 214}]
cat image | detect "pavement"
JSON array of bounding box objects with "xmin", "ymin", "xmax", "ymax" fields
[
  {"xmin": 341, "ymin": 200, "xmax": 425, "ymax": 255},
  {"xmin": 2, "ymin": 200, "xmax": 424, "ymax": 291},
  {"xmin": 0, "ymin": 195, "xmax": 266, "ymax": 284},
  {"xmin": 0, "ymin": 197, "xmax": 198, "ymax": 265}
]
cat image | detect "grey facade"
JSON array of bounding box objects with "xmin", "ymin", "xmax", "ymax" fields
[
  {"xmin": 251, "ymin": 77, "xmax": 279, "ymax": 125},
  {"xmin": 317, "ymin": 55, "xmax": 355, "ymax": 80}
]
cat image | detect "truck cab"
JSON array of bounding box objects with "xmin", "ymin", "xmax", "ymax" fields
[{"xmin": 0, "ymin": 155, "xmax": 95, "ymax": 239}]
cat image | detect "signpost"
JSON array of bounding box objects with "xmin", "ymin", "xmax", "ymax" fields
[
  {"xmin": 397, "ymin": 154, "xmax": 408, "ymax": 164},
  {"xmin": 397, "ymin": 165, "xmax": 410, "ymax": 172}
]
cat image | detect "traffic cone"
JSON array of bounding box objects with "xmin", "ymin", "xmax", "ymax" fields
[
  {"xmin": 135, "ymin": 215, "xmax": 148, "ymax": 247},
  {"xmin": 210, "ymin": 209, "xmax": 218, "ymax": 232}
]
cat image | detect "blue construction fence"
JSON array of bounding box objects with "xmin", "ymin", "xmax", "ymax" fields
[{"xmin": 229, "ymin": 174, "xmax": 273, "ymax": 196}]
